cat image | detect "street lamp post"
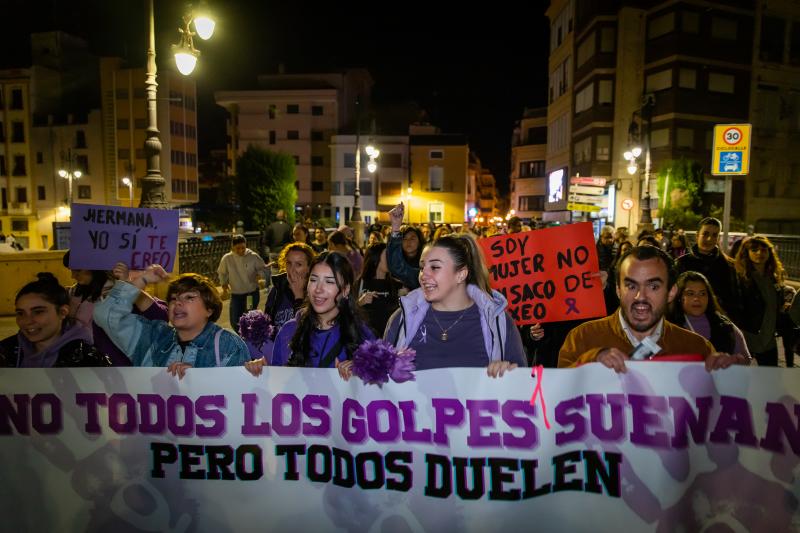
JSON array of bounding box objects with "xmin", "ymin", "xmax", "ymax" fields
[
  {"xmin": 122, "ymin": 177, "xmax": 134, "ymax": 207},
  {"xmin": 622, "ymin": 93, "xmax": 655, "ymax": 229},
  {"xmin": 348, "ymin": 97, "xmax": 379, "ymax": 248},
  {"xmin": 139, "ymin": 0, "xmax": 214, "ymax": 208},
  {"xmin": 58, "ymin": 149, "xmax": 82, "ymax": 209}
]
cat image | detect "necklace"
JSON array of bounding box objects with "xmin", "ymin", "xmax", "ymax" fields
[{"xmin": 431, "ymin": 306, "xmax": 471, "ymax": 341}]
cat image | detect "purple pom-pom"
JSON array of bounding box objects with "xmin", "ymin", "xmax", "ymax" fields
[
  {"xmin": 351, "ymin": 339, "xmax": 416, "ymax": 386},
  {"xmin": 390, "ymin": 348, "xmax": 416, "ymax": 383},
  {"xmin": 238, "ymin": 310, "xmax": 275, "ymax": 348}
]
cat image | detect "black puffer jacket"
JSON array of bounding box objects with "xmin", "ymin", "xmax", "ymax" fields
[{"xmin": 0, "ymin": 334, "xmax": 112, "ymax": 368}]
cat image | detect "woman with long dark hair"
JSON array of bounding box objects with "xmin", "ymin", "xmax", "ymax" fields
[
  {"xmin": 382, "ymin": 234, "xmax": 526, "ymax": 376},
  {"xmin": 733, "ymin": 236, "xmax": 788, "ymax": 366},
  {"xmin": 0, "ymin": 273, "xmax": 111, "ymax": 367},
  {"xmin": 386, "ymin": 203, "xmax": 425, "ymax": 289},
  {"xmin": 246, "ymin": 251, "xmax": 375, "ymax": 374},
  {"xmin": 668, "ymin": 271, "xmax": 750, "ymax": 361},
  {"xmin": 357, "ymin": 242, "xmax": 401, "ymax": 336}
]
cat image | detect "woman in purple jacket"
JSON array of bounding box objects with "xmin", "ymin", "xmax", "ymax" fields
[{"xmin": 246, "ymin": 251, "xmax": 375, "ymax": 374}]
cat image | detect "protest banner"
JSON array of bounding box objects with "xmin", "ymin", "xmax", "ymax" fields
[
  {"xmin": 0, "ymin": 364, "xmax": 796, "ymax": 532},
  {"xmin": 479, "ymin": 223, "xmax": 606, "ymax": 324},
  {"xmin": 68, "ymin": 203, "xmax": 179, "ymax": 271}
]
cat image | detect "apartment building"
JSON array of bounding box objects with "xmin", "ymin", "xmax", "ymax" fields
[{"xmin": 510, "ymin": 107, "xmax": 547, "ymax": 222}]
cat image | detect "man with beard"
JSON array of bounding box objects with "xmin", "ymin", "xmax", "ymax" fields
[{"xmin": 558, "ymin": 246, "xmax": 745, "ymax": 373}]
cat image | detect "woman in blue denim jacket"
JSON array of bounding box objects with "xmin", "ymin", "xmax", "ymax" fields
[{"xmin": 94, "ymin": 265, "xmax": 249, "ymax": 378}]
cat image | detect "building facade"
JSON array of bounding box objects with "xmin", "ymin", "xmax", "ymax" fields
[
  {"xmin": 215, "ymin": 69, "xmax": 373, "ymax": 219},
  {"xmin": 510, "ymin": 107, "xmax": 548, "ymax": 222},
  {"xmin": 406, "ymin": 132, "xmax": 469, "ymax": 225}
]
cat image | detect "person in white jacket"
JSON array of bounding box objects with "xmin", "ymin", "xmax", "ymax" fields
[{"xmin": 218, "ymin": 235, "xmax": 268, "ymax": 331}]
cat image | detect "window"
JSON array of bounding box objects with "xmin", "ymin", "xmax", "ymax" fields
[
  {"xmin": 115, "ymin": 88, "xmax": 128, "ymax": 99},
  {"xmin": 679, "ymin": 68, "xmax": 696, "ymax": 89},
  {"xmin": 37, "ymin": 186, "xmax": 45, "ymax": 200},
  {"xmin": 547, "ymin": 113, "xmax": 569, "ymax": 154},
  {"xmin": 549, "ymin": 57, "xmax": 571, "ymax": 103},
  {"xmin": 381, "ymin": 182, "xmax": 402, "ymax": 196},
  {"xmin": 646, "ymin": 70, "xmax": 672, "ymax": 92},
  {"xmin": 791, "ymin": 22, "xmax": 800, "ymax": 65},
  {"xmin": 311, "ymin": 181, "xmax": 323, "ymax": 191},
  {"xmin": 293, "ymin": 155, "xmax": 300, "ymax": 165},
  {"xmin": 520, "ymin": 161, "xmax": 546, "ymax": 178},
  {"xmin": 287, "ymin": 130, "xmax": 299, "ymax": 140},
  {"xmin": 76, "ymin": 130, "xmax": 86, "ymax": 148},
  {"xmin": 16, "ymin": 187, "xmax": 27, "ymax": 203},
  {"xmin": 711, "ymin": 17, "xmax": 737, "ymax": 40},
  {"xmin": 760, "ymin": 17, "xmax": 785, "ymax": 63},
  {"xmin": 361, "ymin": 181, "xmax": 373, "ymax": 196},
  {"xmin": 117, "ymin": 119, "xmax": 129, "ymax": 130},
  {"xmin": 527, "ymin": 127, "xmax": 547, "ymax": 144},
  {"xmin": 648, "ymin": 12, "xmax": 675, "ymax": 39},
  {"xmin": 11, "ymin": 122, "xmax": 24, "ymax": 143},
  {"xmin": 0, "ymin": 88, "xmax": 3, "ymax": 109},
  {"xmin": 676, "ymin": 128, "xmax": 694, "ymax": 148},
  {"xmin": 576, "ymin": 32, "xmax": 596, "ymax": 68},
  {"xmin": 268, "ymin": 105, "xmax": 277, "ymax": 119},
  {"xmin": 343, "ymin": 181, "xmax": 356, "ymax": 195},
  {"xmin": 11, "ymin": 89, "xmax": 23, "ymax": 109},
  {"xmin": 381, "ymin": 153, "xmax": 402, "ymax": 168},
  {"xmin": 135, "ymin": 118, "xmax": 147, "ymax": 129},
  {"xmin": 429, "ymin": 150, "xmax": 444, "ymax": 160},
  {"xmin": 651, "ymin": 128, "xmax": 670, "ymax": 148},
  {"xmin": 11, "ymin": 219, "xmax": 27, "ymax": 232},
  {"xmin": 331, "ymin": 181, "xmax": 341, "ymax": 195},
  {"xmin": 344, "ymin": 153, "xmax": 355, "ymax": 168},
  {"xmin": 600, "ymin": 28, "xmax": 615, "ymax": 53},
  {"xmin": 682, "ymin": 11, "xmax": 699, "ymax": 34},
  {"xmin": 311, "ymin": 130, "xmax": 324, "ymax": 141},
  {"xmin": 269, "ymin": 131, "xmax": 276, "ymax": 144},
  {"xmin": 78, "ymin": 185, "xmax": 92, "ymax": 199},
  {"xmin": 575, "ymin": 83, "xmax": 594, "ymax": 113},
  {"xmin": 573, "ymin": 137, "xmax": 592, "ymax": 164},
  {"xmin": 12, "ymin": 155, "xmax": 26, "ymax": 176},
  {"xmin": 311, "ymin": 105, "xmax": 323, "ymax": 116},
  {"xmin": 311, "ymin": 155, "xmax": 324, "ymax": 166},
  {"xmin": 0, "ymin": 121, "xmax": 4, "ymax": 142},
  {"xmin": 287, "ymin": 104, "xmax": 299, "ymax": 114},
  {"xmin": 0, "ymin": 155, "xmax": 6, "ymax": 175},
  {"xmin": 708, "ymin": 73, "xmax": 735, "ymax": 94},
  {"xmin": 519, "ymin": 195, "xmax": 545, "ymax": 211},
  {"xmin": 598, "ymin": 80, "xmax": 613, "ymax": 104},
  {"xmin": 428, "ymin": 202, "xmax": 444, "ymax": 223},
  {"xmin": 428, "ymin": 166, "xmax": 444, "ymax": 191},
  {"xmin": 133, "ymin": 87, "xmax": 145, "ymax": 99},
  {"xmin": 595, "ymin": 135, "xmax": 610, "ymax": 161},
  {"xmin": 118, "ymin": 148, "xmax": 130, "ymax": 159},
  {"xmin": 36, "ymin": 152, "xmax": 43, "ymax": 164},
  {"xmin": 76, "ymin": 155, "xmax": 89, "ymax": 174}
]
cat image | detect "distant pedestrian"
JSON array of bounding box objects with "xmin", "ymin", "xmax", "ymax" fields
[
  {"xmin": 264, "ymin": 209, "xmax": 292, "ymax": 269},
  {"xmin": 218, "ymin": 235, "xmax": 268, "ymax": 330}
]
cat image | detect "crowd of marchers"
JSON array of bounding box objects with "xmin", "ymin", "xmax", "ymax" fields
[{"xmin": 2, "ymin": 203, "xmax": 798, "ymax": 378}]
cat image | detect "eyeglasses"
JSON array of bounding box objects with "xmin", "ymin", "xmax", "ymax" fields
[{"xmin": 168, "ymin": 292, "xmax": 201, "ymax": 304}]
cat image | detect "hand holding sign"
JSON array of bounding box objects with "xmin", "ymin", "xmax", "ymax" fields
[{"xmin": 479, "ymin": 223, "xmax": 606, "ymax": 324}]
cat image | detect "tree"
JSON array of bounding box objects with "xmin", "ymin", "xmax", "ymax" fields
[
  {"xmin": 655, "ymin": 158, "xmax": 705, "ymax": 230},
  {"xmin": 236, "ymin": 146, "xmax": 297, "ymax": 231}
]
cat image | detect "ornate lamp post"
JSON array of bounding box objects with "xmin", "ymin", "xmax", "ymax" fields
[
  {"xmin": 139, "ymin": 0, "xmax": 214, "ymax": 208},
  {"xmin": 348, "ymin": 97, "xmax": 379, "ymax": 247},
  {"xmin": 58, "ymin": 148, "xmax": 82, "ymax": 208},
  {"xmin": 622, "ymin": 93, "xmax": 656, "ymax": 227}
]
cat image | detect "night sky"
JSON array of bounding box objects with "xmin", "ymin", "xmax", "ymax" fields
[{"xmin": 2, "ymin": 0, "xmax": 550, "ymax": 193}]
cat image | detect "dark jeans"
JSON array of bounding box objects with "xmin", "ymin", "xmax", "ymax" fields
[
  {"xmin": 230, "ymin": 290, "xmax": 260, "ymax": 333},
  {"xmin": 753, "ymin": 347, "xmax": 779, "ymax": 367}
]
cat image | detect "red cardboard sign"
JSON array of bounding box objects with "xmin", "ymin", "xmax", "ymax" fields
[{"xmin": 479, "ymin": 223, "xmax": 606, "ymax": 324}]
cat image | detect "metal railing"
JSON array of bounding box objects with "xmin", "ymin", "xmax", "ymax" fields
[
  {"xmin": 177, "ymin": 232, "xmax": 261, "ymax": 284},
  {"xmin": 685, "ymin": 231, "xmax": 800, "ymax": 280}
]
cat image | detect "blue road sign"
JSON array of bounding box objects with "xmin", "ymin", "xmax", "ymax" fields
[{"xmin": 719, "ymin": 151, "xmax": 742, "ymax": 173}]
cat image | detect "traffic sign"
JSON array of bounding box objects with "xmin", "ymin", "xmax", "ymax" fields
[
  {"xmin": 569, "ymin": 185, "xmax": 605, "ymax": 195},
  {"xmin": 712, "ymin": 124, "xmax": 751, "ymax": 175},
  {"xmin": 567, "ymin": 202, "xmax": 601, "ymax": 213},
  {"xmin": 621, "ymin": 199, "xmax": 634, "ymax": 211},
  {"xmin": 570, "ymin": 176, "xmax": 606, "ymax": 186},
  {"xmin": 568, "ymin": 193, "xmax": 608, "ymax": 207}
]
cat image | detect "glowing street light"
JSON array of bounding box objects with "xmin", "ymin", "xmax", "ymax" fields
[{"xmin": 122, "ymin": 177, "xmax": 134, "ymax": 207}]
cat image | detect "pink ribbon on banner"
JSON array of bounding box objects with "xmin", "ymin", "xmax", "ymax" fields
[{"xmin": 530, "ymin": 365, "xmax": 551, "ymax": 430}]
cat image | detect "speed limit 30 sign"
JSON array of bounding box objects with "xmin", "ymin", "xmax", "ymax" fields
[{"xmin": 712, "ymin": 124, "xmax": 751, "ymax": 176}]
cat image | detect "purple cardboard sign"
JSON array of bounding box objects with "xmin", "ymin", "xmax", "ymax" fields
[{"xmin": 68, "ymin": 203, "xmax": 179, "ymax": 272}]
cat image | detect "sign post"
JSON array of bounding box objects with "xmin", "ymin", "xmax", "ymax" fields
[{"xmin": 711, "ymin": 124, "xmax": 751, "ymax": 253}]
